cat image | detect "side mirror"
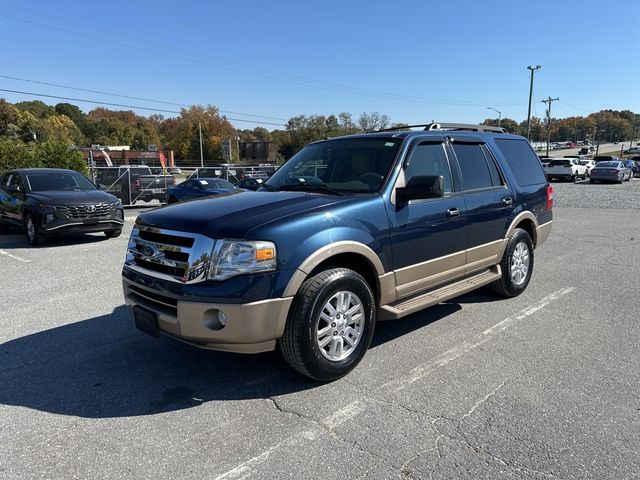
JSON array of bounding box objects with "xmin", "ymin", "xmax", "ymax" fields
[
  {"xmin": 7, "ymin": 185, "xmax": 21, "ymax": 194},
  {"xmin": 396, "ymin": 175, "xmax": 444, "ymax": 205}
]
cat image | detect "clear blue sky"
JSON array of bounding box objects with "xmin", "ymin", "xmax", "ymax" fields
[{"xmin": 1, "ymin": 0, "xmax": 638, "ymax": 130}]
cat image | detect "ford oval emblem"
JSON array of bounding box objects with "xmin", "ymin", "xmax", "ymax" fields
[{"xmin": 140, "ymin": 245, "xmax": 157, "ymax": 258}]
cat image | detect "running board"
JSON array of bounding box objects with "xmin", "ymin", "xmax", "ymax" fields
[{"xmin": 378, "ymin": 266, "xmax": 502, "ymax": 320}]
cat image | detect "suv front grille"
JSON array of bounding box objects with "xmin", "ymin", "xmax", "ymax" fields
[
  {"xmin": 127, "ymin": 284, "xmax": 178, "ymax": 317},
  {"xmin": 125, "ymin": 225, "xmax": 215, "ymax": 284},
  {"xmin": 55, "ymin": 203, "xmax": 114, "ymax": 219}
]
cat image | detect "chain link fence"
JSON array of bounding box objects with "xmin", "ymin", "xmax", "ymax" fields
[{"xmin": 88, "ymin": 164, "xmax": 278, "ymax": 206}]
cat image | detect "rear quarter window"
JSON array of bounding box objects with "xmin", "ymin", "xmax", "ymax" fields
[{"xmin": 493, "ymin": 138, "xmax": 547, "ymax": 186}]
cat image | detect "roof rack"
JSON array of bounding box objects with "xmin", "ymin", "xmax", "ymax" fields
[
  {"xmin": 375, "ymin": 123, "xmax": 508, "ymax": 134},
  {"xmin": 425, "ymin": 122, "xmax": 507, "ymax": 133}
]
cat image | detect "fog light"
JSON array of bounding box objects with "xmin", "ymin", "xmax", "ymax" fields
[
  {"xmin": 217, "ymin": 310, "xmax": 227, "ymax": 327},
  {"xmin": 203, "ymin": 309, "xmax": 227, "ymax": 331},
  {"xmin": 45, "ymin": 213, "xmax": 56, "ymax": 224}
]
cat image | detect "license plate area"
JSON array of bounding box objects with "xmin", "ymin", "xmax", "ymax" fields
[{"xmin": 133, "ymin": 306, "xmax": 160, "ymax": 337}]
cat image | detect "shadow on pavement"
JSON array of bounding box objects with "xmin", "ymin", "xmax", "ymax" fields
[
  {"xmin": 0, "ymin": 301, "xmax": 465, "ymax": 418},
  {"xmin": 0, "ymin": 230, "xmax": 117, "ymax": 249}
]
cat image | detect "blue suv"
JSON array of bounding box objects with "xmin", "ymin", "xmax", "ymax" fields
[{"xmin": 123, "ymin": 123, "xmax": 553, "ymax": 381}]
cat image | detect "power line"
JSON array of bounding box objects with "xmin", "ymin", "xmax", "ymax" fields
[
  {"xmin": 0, "ymin": 74, "xmax": 289, "ymax": 121},
  {"xmin": 0, "ymin": 88, "xmax": 286, "ymax": 127},
  {"xmin": 0, "ymin": 10, "xmax": 525, "ymax": 107}
]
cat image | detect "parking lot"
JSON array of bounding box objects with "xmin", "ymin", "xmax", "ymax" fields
[{"xmin": 1, "ymin": 181, "xmax": 639, "ymax": 479}]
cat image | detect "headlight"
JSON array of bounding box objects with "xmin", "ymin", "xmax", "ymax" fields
[{"xmin": 208, "ymin": 240, "xmax": 276, "ymax": 281}]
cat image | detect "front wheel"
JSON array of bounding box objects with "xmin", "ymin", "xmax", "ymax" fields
[
  {"xmin": 279, "ymin": 268, "xmax": 376, "ymax": 381},
  {"xmin": 24, "ymin": 212, "xmax": 46, "ymax": 246},
  {"xmin": 489, "ymin": 228, "xmax": 534, "ymax": 297}
]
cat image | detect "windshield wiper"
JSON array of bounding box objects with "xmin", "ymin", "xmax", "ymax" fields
[{"xmin": 277, "ymin": 183, "xmax": 344, "ymax": 196}]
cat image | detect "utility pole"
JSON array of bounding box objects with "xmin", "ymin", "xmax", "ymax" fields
[
  {"xmin": 526, "ymin": 65, "xmax": 541, "ymax": 141},
  {"xmin": 542, "ymin": 96, "xmax": 559, "ymax": 157},
  {"xmin": 198, "ymin": 121, "xmax": 204, "ymax": 169}
]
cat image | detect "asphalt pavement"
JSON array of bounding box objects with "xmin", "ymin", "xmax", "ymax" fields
[{"xmin": 1, "ymin": 181, "xmax": 639, "ymax": 479}]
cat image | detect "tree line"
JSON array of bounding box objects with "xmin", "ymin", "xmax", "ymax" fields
[{"xmin": 1, "ymin": 97, "xmax": 638, "ymax": 173}]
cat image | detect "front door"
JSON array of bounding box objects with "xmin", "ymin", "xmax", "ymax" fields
[{"xmin": 387, "ymin": 137, "xmax": 467, "ymax": 299}]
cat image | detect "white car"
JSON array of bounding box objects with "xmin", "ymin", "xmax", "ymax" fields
[
  {"xmin": 545, "ymin": 157, "xmax": 588, "ymax": 181},
  {"xmin": 623, "ymin": 146, "xmax": 640, "ymax": 155},
  {"xmin": 579, "ymin": 159, "xmax": 596, "ymax": 176}
]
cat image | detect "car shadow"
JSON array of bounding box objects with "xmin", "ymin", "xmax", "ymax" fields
[
  {"xmin": 0, "ymin": 230, "xmax": 114, "ymax": 249},
  {"xmin": 0, "ymin": 301, "xmax": 467, "ymax": 418}
]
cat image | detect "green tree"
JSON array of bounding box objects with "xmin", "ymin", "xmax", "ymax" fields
[
  {"xmin": 33, "ymin": 139, "xmax": 86, "ymax": 174},
  {"xmin": 0, "ymin": 99, "xmax": 20, "ymax": 139},
  {"xmin": 0, "ymin": 138, "xmax": 32, "ymax": 171},
  {"xmin": 357, "ymin": 112, "xmax": 390, "ymax": 131},
  {"xmin": 15, "ymin": 100, "xmax": 56, "ymax": 118}
]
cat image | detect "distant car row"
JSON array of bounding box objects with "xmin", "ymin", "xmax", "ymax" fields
[{"xmin": 540, "ymin": 155, "xmax": 639, "ymax": 183}]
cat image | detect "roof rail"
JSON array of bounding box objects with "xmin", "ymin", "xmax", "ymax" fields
[
  {"xmin": 374, "ymin": 124, "xmax": 433, "ymax": 133},
  {"xmin": 374, "ymin": 123, "xmax": 508, "ymax": 134},
  {"xmin": 425, "ymin": 122, "xmax": 508, "ymax": 134}
]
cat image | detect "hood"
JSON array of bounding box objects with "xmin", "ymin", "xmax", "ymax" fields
[
  {"xmin": 137, "ymin": 190, "xmax": 355, "ymax": 238},
  {"xmin": 29, "ymin": 190, "xmax": 120, "ymax": 205}
]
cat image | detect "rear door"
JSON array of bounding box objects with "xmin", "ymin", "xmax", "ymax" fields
[{"xmin": 446, "ymin": 136, "xmax": 514, "ymax": 274}]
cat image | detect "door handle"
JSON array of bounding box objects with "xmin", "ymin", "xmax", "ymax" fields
[
  {"xmin": 446, "ymin": 207, "xmax": 460, "ymax": 217},
  {"xmin": 502, "ymin": 197, "xmax": 513, "ymax": 206}
]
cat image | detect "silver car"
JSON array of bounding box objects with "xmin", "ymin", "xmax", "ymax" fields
[{"xmin": 589, "ymin": 161, "xmax": 632, "ymax": 184}]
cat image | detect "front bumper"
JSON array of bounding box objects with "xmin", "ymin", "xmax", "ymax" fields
[{"xmin": 123, "ymin": 276, "xmax": 293, "ymax": 353}]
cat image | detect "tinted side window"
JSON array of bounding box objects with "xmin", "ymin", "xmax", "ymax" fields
[
  {"xmin": 452, "ymin": 143, "xmax": 494, "ymax": 190},
  {"xmin": 0, "ymin": 173, "xmax": 10, "ymax": 187},
  {"xmin": 404, "ymin": 142, "xmax": 453, "ymax": 193},
  {"xmin": 9, "ymin": 174, "xmax": 22, "ymax": 188},
  {"xmin": 494, "ymin": 138, "xmax": 547, "ymax": 186}
]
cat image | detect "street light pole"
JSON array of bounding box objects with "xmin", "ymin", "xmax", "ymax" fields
[
  {"xmin": 487, "ymin": 107, "xmax": 502, "ymax": 127},
  {"xmin": 526, "ymin": 65, "xmax": 541, "ymax": 141}
]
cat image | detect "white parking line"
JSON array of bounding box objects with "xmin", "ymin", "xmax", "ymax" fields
[
  {"xmin": 321, "ymin": 400, "xmax": 367, "ymax": 430},
  {"xmin": 379, "ymin": 286, "xmax": 575, "ymax": 392},
  {"xmin": 214, "ymin": 287, "xmax": 575, "ymax": 479},
  {"xmin": 0, "ymin": 249, "xmax": 31, "ymax": 263}
]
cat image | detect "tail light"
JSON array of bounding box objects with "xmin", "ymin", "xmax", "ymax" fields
[
  {"xmin": 545, "ymin": 185, "xmax": 553, "ymax": 210},
  {"xmin": 133, "ymin": 179, "xmax": 141, "ymax": 189}
]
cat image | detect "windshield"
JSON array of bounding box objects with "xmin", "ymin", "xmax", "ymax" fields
[
  {"xmin": 26, "ymin": 172, "xmax": 97, "ymax": 192},
  {"xmin": 264, "ymin": 137, "xmax": 402, "ymax": 193}
]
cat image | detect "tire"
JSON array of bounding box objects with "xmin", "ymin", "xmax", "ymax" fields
[
  {"xmin": 571, "ymin": 174, "xmax": 577, "ymax": 182},
  {"xmin": 24, "ymin": 212, "xmax": 46, "ymax": 246},
  {"xmin": 167, "ymin": 196, "xmax": 178, "ymax": 204},
  {"xmin": 279, "ymin": 268, "xmax": 376, "ymax": 382},
  {"xmin": 489, "ymin": 228, "xmax": 534, "ymax": 298},
  {"xmin": 104, "ymin": 228, "xmax": 122, "ymax": 239},
  {"xmin": 590, "ymin": 179, "xmax": 595, "ymax": 184}
]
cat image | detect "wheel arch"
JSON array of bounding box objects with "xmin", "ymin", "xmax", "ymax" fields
[{"xmin": 282, "ymin": 241, "xmax": 394, "ymax": 306}]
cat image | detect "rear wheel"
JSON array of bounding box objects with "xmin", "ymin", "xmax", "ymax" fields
[
  {"xmin": 167, "ymin": 195, "xmax": 178, "ymax": 204},
  {"xmin": 24, "ymin": 212, "xmax": 46, "ymax": 246},
  {"xmin": 279, "ymin": 268, "xmax": 376, "ymax": 381},
  {"xmin": 489, "ymin": 228, "xmax": 534, "ymax": 297}
]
